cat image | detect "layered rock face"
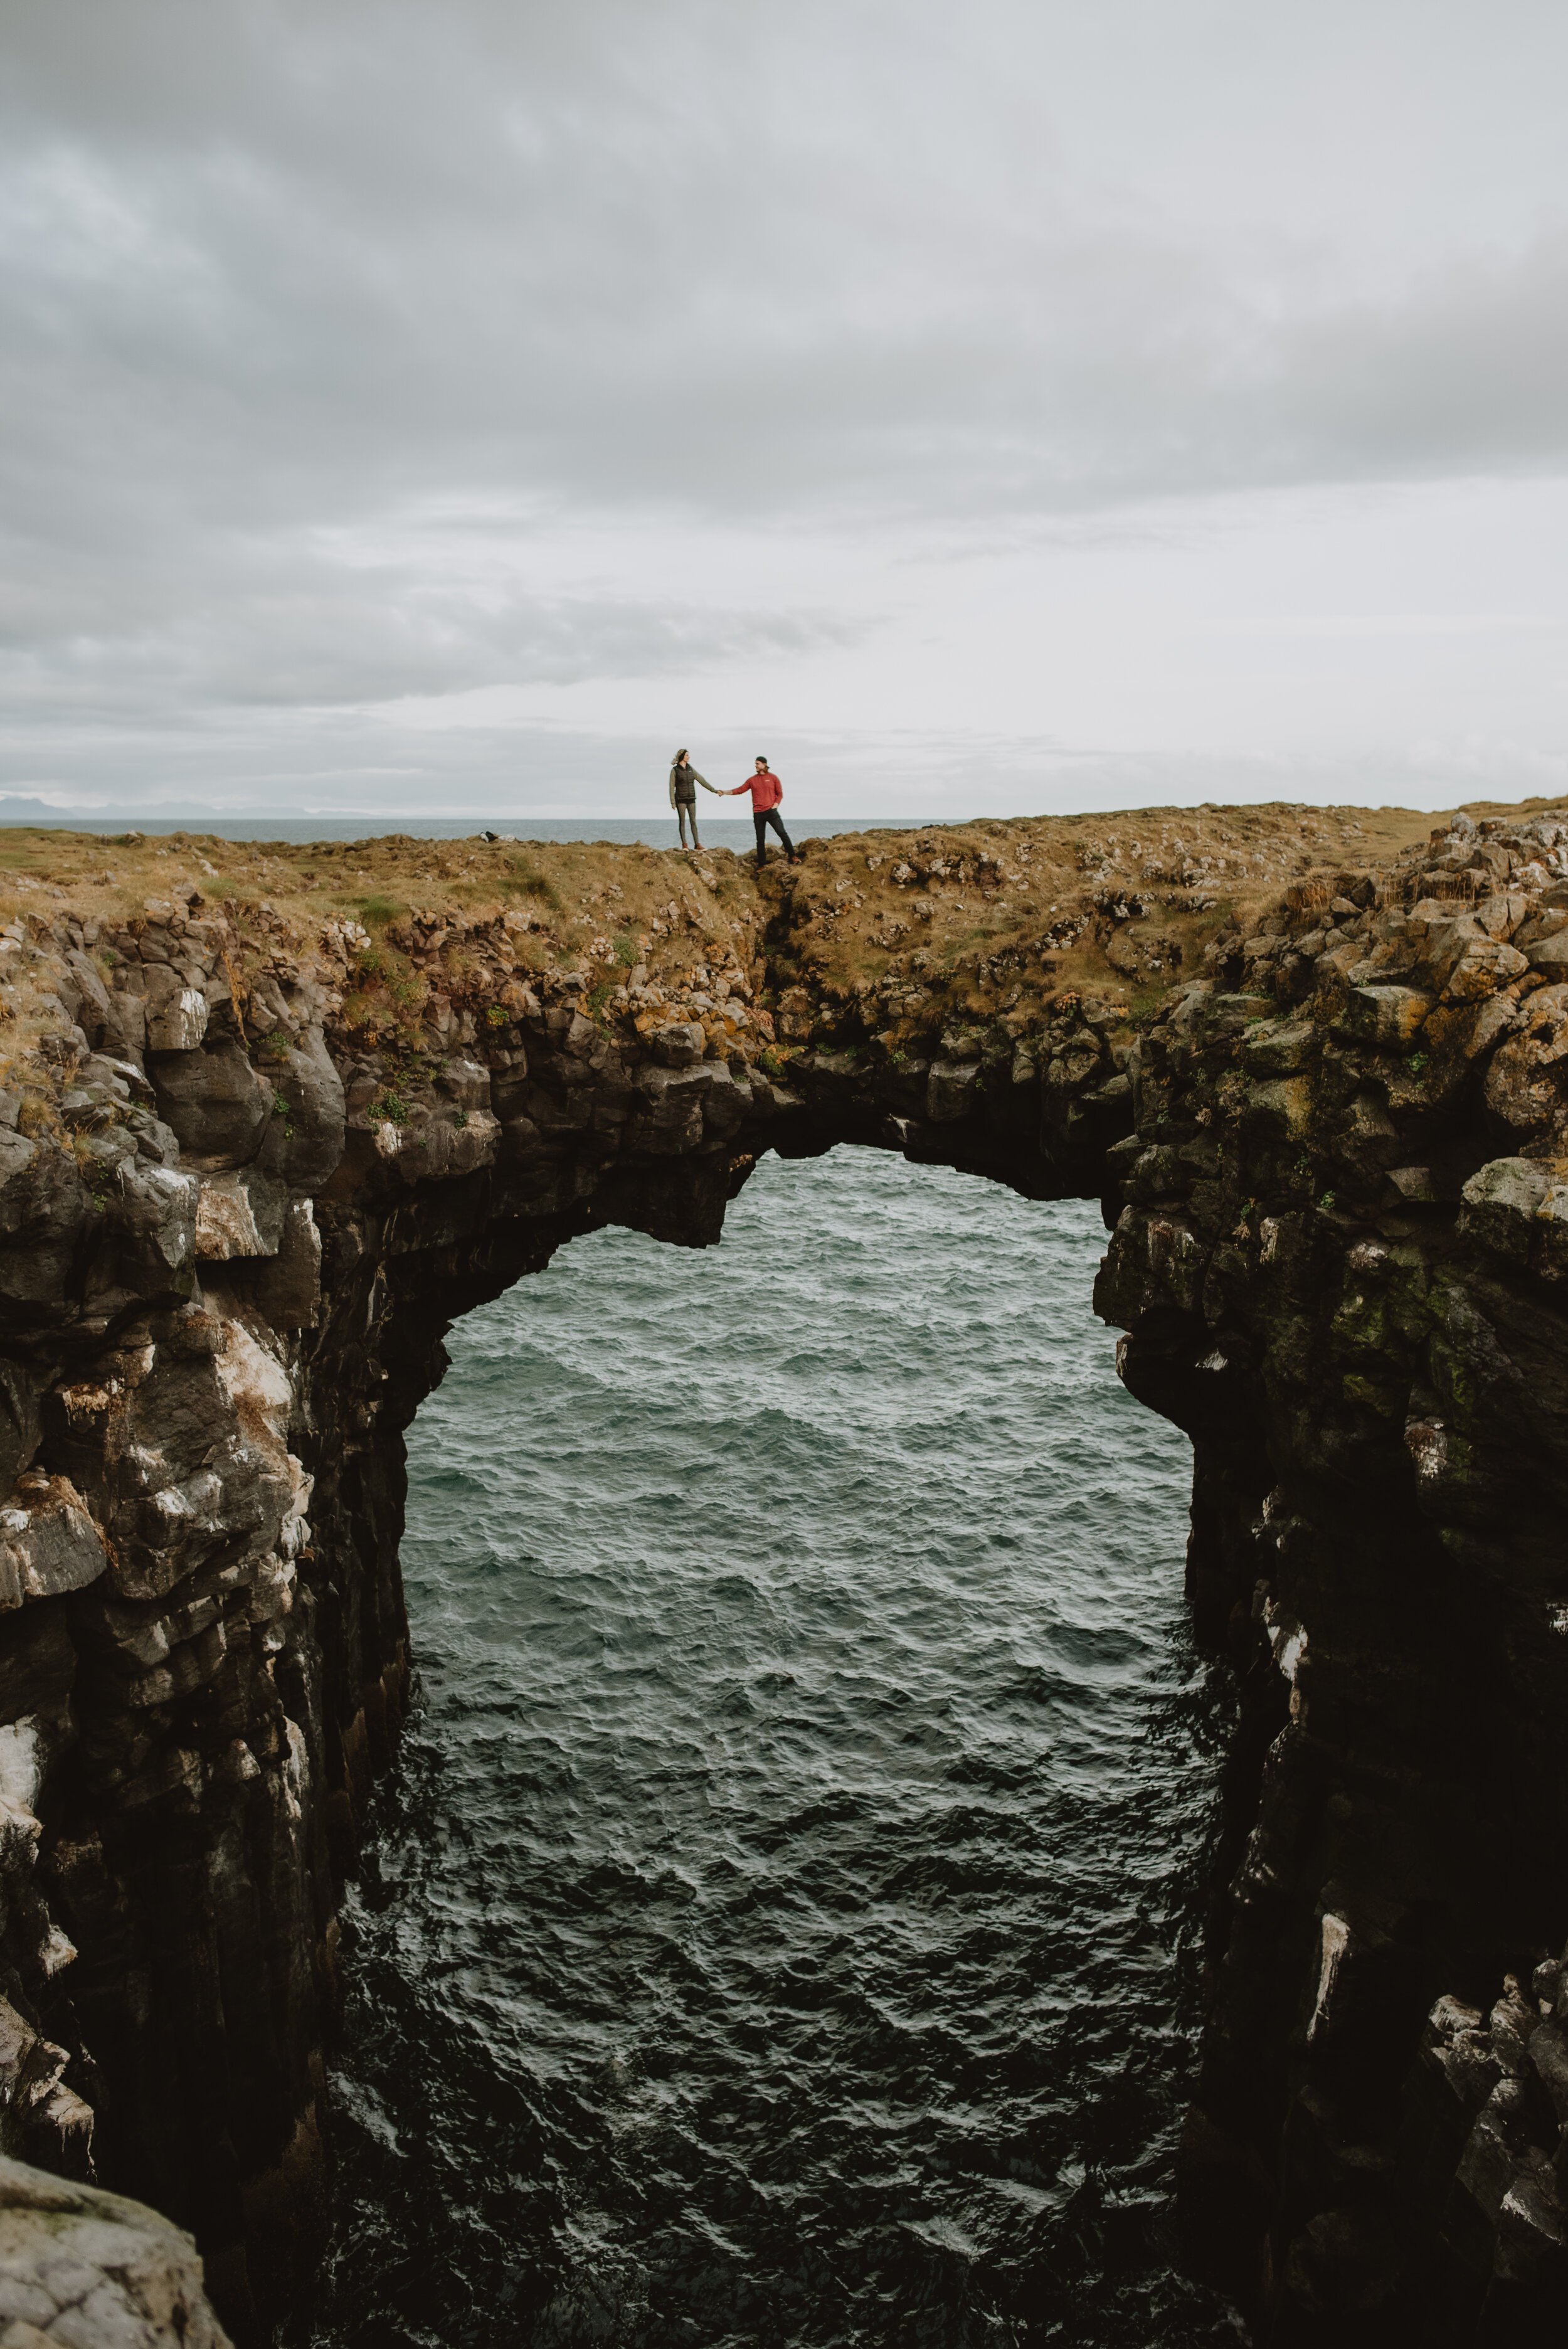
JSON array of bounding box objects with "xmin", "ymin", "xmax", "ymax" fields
[
  {"xmin": 0, "ymin": 806, "xmax": 1561, "ymax": 2342},
  {"xmin": 0, "ymin": 837, "xmax": 1145, "ymax": 2340},
  {"xmin": 1097, "ymin": 809, "xmax": 1568, "ymax": 2341}
]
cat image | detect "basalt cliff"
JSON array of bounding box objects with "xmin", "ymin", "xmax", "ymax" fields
[{"xmin": 0, "ymin": 800, "xmax": 1562, "ymax": 2343}]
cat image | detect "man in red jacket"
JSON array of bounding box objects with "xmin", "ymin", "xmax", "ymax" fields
[{"xmin": 726, "ymin": 756, "xmax": 800, "ymax": 867}]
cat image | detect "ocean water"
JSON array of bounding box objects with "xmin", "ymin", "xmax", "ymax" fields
[
  {"xmin": 0, "ymin": 815, "xmax": 913, "ymax": 847},
  {"xmin": 298, "ymin": 1148, "xmax": 1239, "ymax": 2348}
]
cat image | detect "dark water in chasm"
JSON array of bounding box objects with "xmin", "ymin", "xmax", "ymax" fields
[{"xmin": 299, "ymin": 1149, "xmax": 1242, "ymax": 2349}]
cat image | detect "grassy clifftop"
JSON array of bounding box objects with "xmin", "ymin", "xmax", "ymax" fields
[{"xmin": 2, "ymin": 797, "xmax": 1567, "ymax": 1104}]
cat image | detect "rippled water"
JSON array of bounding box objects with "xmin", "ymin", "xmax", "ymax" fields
[{"xmin": 300, "ymin": 1148, "xmax": 1239, "ymax": 2348}]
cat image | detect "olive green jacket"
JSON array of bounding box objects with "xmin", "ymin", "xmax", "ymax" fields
[{"xmin": 669, "ymin": 761, "xmax": 709, "ymax": 806}]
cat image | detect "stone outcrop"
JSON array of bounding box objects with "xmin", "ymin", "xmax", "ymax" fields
[
  {"xmin": 0, "ymin": 2151, "xmax": 230, "ymax": 2345},
  {"xmin": 1095, "ymin": 809, "xmax": 1568, "ymax": 2341},
  {"xmin": 0, "ymin": 803, "xmax": 1561, "ymax": 2341}
]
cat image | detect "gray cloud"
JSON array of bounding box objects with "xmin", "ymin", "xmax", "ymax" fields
[{"xmin": 3, "ymin": 0, "xmax": 1566, "ymax": 804}]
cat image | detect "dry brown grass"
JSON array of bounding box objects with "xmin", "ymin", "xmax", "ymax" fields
[
  {"xmin": 4, "ymin": 793, "xmax": 1567, "ymax": 1069},
  {"xmin": 763, "ymin": 797, "xmax": 1568, "ymax": 1044}
]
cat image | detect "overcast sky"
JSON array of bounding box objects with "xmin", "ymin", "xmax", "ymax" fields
[{"xmin": 4, "ymin": 0, "xmax": 1567, "ymax": 820}]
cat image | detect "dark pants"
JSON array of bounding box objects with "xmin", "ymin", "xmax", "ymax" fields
[
  {"xmin": 675, "ymin": 798, "xmax": 699, "ymax": 846},
  {"xmin": 753, "ymin": 807, "xmax": 795, "ymax": 864}
]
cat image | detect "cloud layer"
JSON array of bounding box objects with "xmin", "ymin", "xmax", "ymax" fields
[{"xmin": 4, "ymin": 0, "xmax": 1567, "ymax": 812}]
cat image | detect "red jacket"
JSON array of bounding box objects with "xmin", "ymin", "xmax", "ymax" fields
[{"xmin": 741, "ymin": 768, "xmax": 782, "ymax": 811}]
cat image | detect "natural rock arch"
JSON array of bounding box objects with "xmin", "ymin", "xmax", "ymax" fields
[
  {"xmin": 0, "ymin": 803, "xmax": 1562, "ymax": 2344},
  {"xmin": 0, "ymin": 1005, "xmax": 1124, "ymax": 2342}
]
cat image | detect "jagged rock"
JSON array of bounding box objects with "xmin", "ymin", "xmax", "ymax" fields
[
  {"xmin": 252, "ymin": 1199, "xmax": 321, "ymax": 1333},
  {"xmin": 1457, "ymin": 1157, "xmax": 1557, "ymax": 1263},
  {"xmin": 926, "ymin": 1059, "xmax": 979, "ymax": 1121},
  {"xmin": 63, "ymin": 951, "xmax": 114, "ymax": 1044},
  {"xmin": 112, "ymin": 1160, "xmax": 198, "ymax": 1275},
  {"xmin": 257, "ymin": 1030, "xmax": 344, "ymax": 1189},
  {"xmin": 0, "ymin": 1480, "xmax": 107, "ymax": 1610},
  {"xmin": 630, "ymin": 1066, "xmax": 710, "ymax": 1152},
  {"xmin": 1525, "ymin": 931, "xmax": 1568, "ymax": 976},
  {"xmin": 1241, "ymin": 1019, "xmax": 1317, "ymax": 1075},
  {"xmin": 193, "ymin": 1170, "xmax": 288, "ymax": 1260},
  {"xmin": 0, "ymin": 1996, "xmax": 93, "ymax": 2175},
  {"xmin": 648, "ymin": 1021, "xmax": 704, "ymax": 1068},
  {"xmin": 142, "ymin": 968, "xmax": 210, "ymax": 1053},
  {"xmin": 0, "ymin": 1140, "xmax": 36, "ymax": 1221},
  {"xmin": 1482, "ymin": 984, "xmax": 1568, "ymax": 1140},
  {"xmin": 1333, "ymin": 984, "xmax": 1434, "ymax": 1047},
  {"xmin": 149, "ymin": 1045, "xmax": 273, "ymax": 1170},
  {"xmin": 433, "ymin": 1058, "xmax": 492, "ymax": 1113}
]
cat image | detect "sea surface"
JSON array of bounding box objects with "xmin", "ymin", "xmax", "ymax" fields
[
  {"xmin": 0, "ymin": 815, "xmax": 914, "ymax": 847},
  {"xmin": 297, "ymin": 1149, "xmax": 1240, "ymax": 2348}
]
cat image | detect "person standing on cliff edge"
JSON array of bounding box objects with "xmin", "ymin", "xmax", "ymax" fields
[
  {"xmin": 726, "ymin": 756, "xmax": 800, "ymax": 867},
  {"xmin": 668, "ymin": 748, "xmax": 713, "ymax": 849}
]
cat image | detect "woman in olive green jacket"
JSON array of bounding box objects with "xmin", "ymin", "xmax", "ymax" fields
[{"xmin": 667, "ymin": 749, "xmax": 712, "ymax": 849}]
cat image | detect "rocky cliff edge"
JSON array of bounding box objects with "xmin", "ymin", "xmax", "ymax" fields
[{"xmin": 0, "ymin": 800, "xmax": 1561, "ymax": 2341}]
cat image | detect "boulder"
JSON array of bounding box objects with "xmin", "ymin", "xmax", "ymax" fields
[
  {"xmin": 253, "ymin": 1200, "xmax": 323, "ymax": 1332},
  {"xmin": 649, "ymin": 1022, "xmax": 705, "ymax": 1069},
  {"xmin": 1458, "ymin": 1157, "xmax": 1555, "ymax": 1263},
  {"xmin": 0, "ymin": 1476, "xmax": 109, "ymax": 1609},
  {"xmin": 1333, "ymin": 986, "xmax": 1434, "ymax": 1049},
  {"xmin": 926, "ymin": 1059, "xmax": 980, "ymax": 1121},
  {"xmin": 1528, "ymin": 931, "xmax": 1568, "ymax": 978},
  {"xmin": 149, "ymin": 1042, "xmax": 273, "ymax": 1170},
  {"xmin": 114, "ymin": 1159, "xmax": 198, "ymax": 1273},
  {"xmin": 0, "ymin": 1135, "xmax": 36, "ymax": 1226},
  {"xmin": 1482, "ymin": 985, "xmax": 1568, "ymax": 1140},
  {"xmin": 63, "ymin": 950, "xmax": 114, "ymax": 1042},
  {"xmin": 0, "ymin": 1996, "xmax": 93, "ymax": 2177},
  {"xmin": 1245, "ymin": 1076, "xmax": 1315, "ymax": 1140},
  {"xmin": 143, "ymin": 965, "xmax": 211, "ymax": 1053},
  {"xmin": 1241, "ymin": 1021, "xmax": 1318, "ymax": 1076},
  {"xmin": 699, "ymin": 1063, "xmax": 749, "ymax": 1141},
  {"xmin": 257, "ymin": 1028, "xmax": 346, "ymax": 1188},
  {"xmin": 434, "ymin": 1057, "xmax": 492, "ymax": 1113},
  {"xmin": 0, "ymin": 1146, "xmax": 87, "ymax": 1307},
  {"xmin": 0, "ymin": 2153, "xmax": 231, "ymax": 2346},
  {"xmin": 1441, "ymin": 936, "xmax": 1530, "ymax": 1002},
  {"xmin": 630, "ymin": 1066, "xmax": 709, "ymax": 1153},
  {"xmin": 194, "ymin": 1169, "xmax": 289, "ymax": 1260},
  {"xmin": 105, "ymin": 984, "xmax": 147, "ymax": 1054}
]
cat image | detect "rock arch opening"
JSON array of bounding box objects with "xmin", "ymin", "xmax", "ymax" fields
[{"xmin": 299, "ymin": 1148, "xmax": 1222, "ymax": 2348}]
